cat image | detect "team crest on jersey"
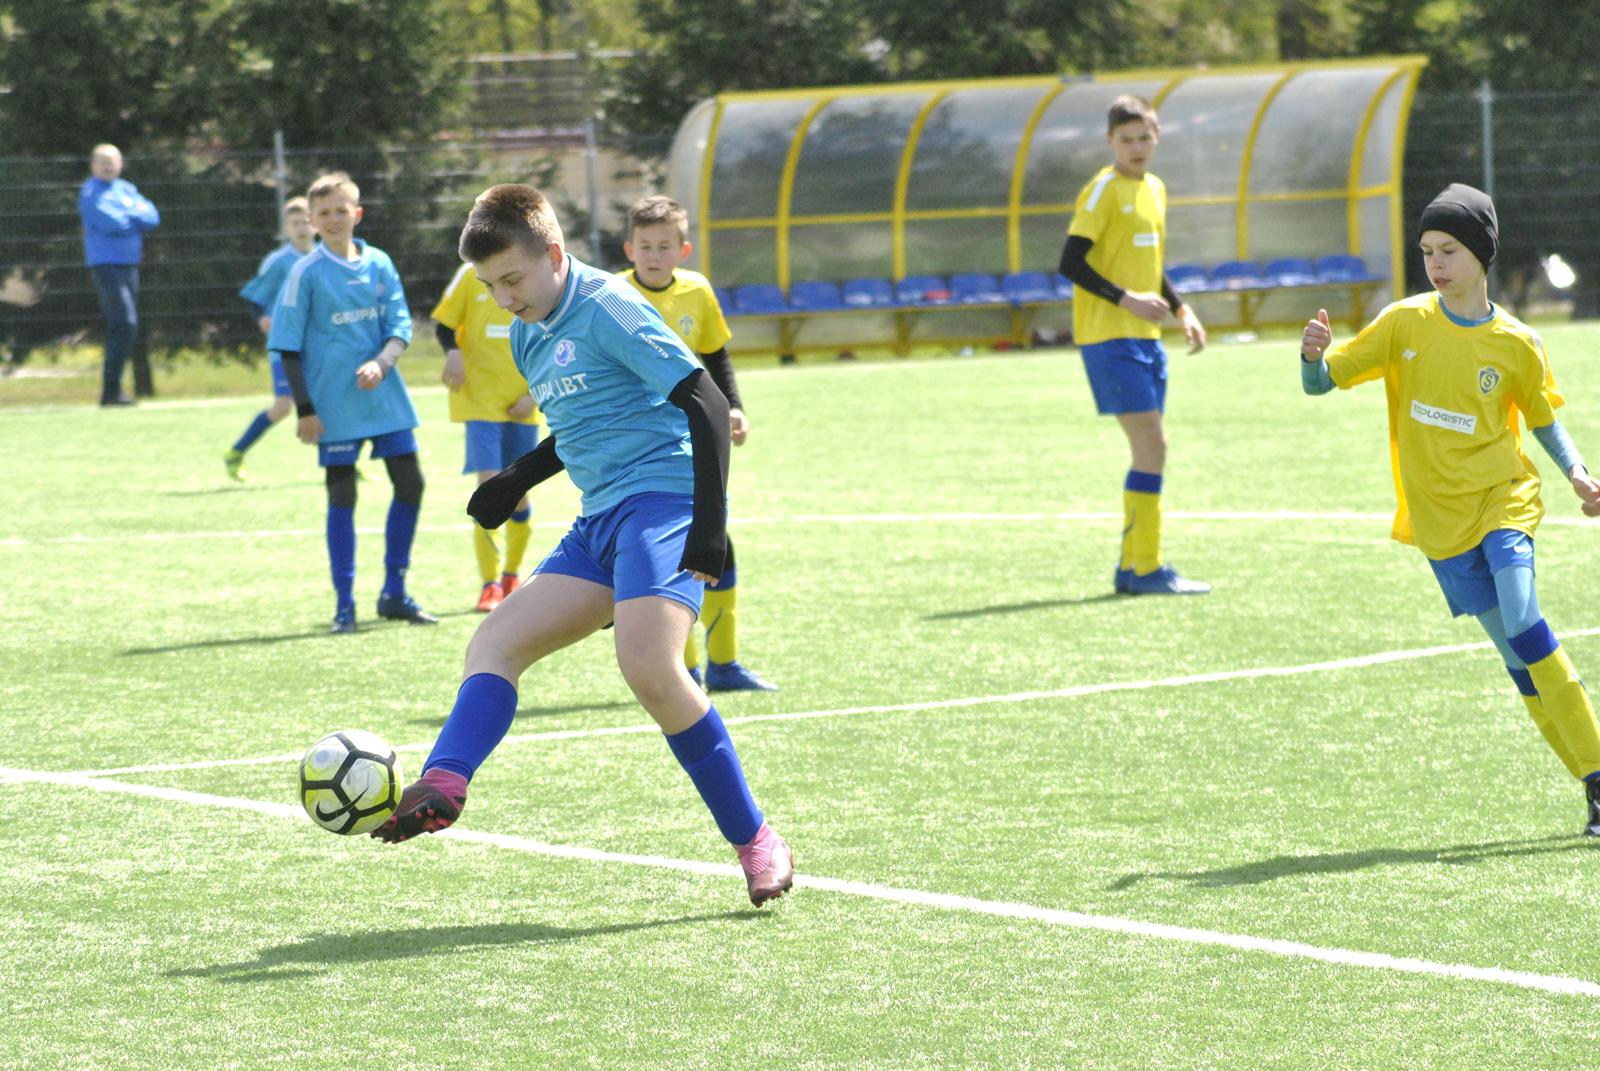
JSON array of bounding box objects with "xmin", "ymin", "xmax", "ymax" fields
[
  {"xmin": 1478, "ymin": 366, "xmax": 1501, "ymax": 394},
  {"xmin": 678, "ymin": 314, "xmax": 695, "ymax": 336},
  {"xmin": 553, "ymin": 339, "xmax": 576, "ymax": 367}
]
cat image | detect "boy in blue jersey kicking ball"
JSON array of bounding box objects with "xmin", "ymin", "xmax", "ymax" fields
[
  {"xmin": 224, "ymin": 196, "xmax": 316, "ymax": 481},
  {"xmin": 1301, "ymin": 183, "xmax": 1600, "ymax": 834},
  {"xmin": 621, "ymin": 195, "xmax": 776, "ymax": 692},
  {"xmin": 269, "ymin": 172, "xmax": 437, "ymax": 633},
  {"xmin": 372, "ymin": 184, "xmax": 794, "ymax": 906}
]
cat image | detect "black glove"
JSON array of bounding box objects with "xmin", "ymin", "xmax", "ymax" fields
[{"xmin": 467, "ymin": 435, "xmax": 563, "ymax": 528}]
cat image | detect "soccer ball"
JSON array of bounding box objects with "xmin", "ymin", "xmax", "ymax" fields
[{"xmin": 298, "ymin": 729, "xmax": 404, "ymax": 835}]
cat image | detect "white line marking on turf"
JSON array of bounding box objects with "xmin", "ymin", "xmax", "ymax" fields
[
  {"xmin": 1, "ymin": 763, "xmax": 1595, "ymax": 999},
  {"xmin": 5, "ymin": 509, "xmax": 1596, "ymax": 547},
  {"xmin": 67, "ymin": 628, "xmax": 1600, "ymax": 778}
]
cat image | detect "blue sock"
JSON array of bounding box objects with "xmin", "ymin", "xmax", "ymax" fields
[
  {"xmin": 664, "ymin": 705, "xmax": 763, "ymax": 845},
  {"xmin": 326, "ymin": 505, "xmax": 355, "ymax": 609},
  {"xmin": 1125, "ymin": 469, "xmax": 1163, "ymax": 494},
  {"xmin": 510, "ymin": 507, "xmax": 530, "ymax": 523},
  {"xmin": 232, "ymin": 411, "xmax": 274, "ymax": 453},
  {"xmin": 423, "ymin": 673, "xmax": 518, "ymax": 781},
  {"xmin": 383, "ymin": 499, "xmax": 420, "ymax": 597}
]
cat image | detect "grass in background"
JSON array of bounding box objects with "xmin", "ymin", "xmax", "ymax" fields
[{"xmin": 4, "ymin": 327, "xmax": 1600, "ymax": 1069}]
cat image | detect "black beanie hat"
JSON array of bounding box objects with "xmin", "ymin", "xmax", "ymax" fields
[{"xmin": 1418, "ymin": 183, "xmax": 1498, "ymax": 269}]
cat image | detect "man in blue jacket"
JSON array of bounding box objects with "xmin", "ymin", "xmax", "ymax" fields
[{"xmin": 79, "ymin": 144, "xmax": 160, "ymax": 406}]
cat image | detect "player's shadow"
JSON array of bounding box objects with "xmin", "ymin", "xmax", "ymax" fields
[
  {"xmin": 119, "ymin": 611, "xmax": 479, "ymax": 656},
  {"xmin": 924, "ymin": 594, "xmax": 1123, "ymax": 620},
  {"xmin": 1108, "ymin": 834, "xmax": 1592, "ymax": 890},
  {"xmin": 166, "ymin": 911, "xmax": 761, "ymax": 983},
  {"xmin": 161, "ymin": 482, "xmax": 319, "ymax": 497},
  {"xmin": 407, "ymin": 700, "xmax": 636, "ymax": 727}
]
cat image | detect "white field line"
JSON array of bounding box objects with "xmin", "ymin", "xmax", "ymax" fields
[
  {"xmin": 5, "ymin": 509, "xmax": 1596, "ymax": 548},
  {"xmin": 0, "ymin": 763, "xmax": 1594, "ymax": 1000},
  {"xmin": 64, "ymin": 628, "xmax": 1600, "ymax": 778}
]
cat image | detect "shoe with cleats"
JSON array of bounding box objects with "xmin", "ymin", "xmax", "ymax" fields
[
  {"xmin": 223, "ymin": 448, "xmax": 246, "ymax": 482},
  {"xmin": 1125, "ymin": 564, "xmax": 1211, "ymax": 596},
  {"xmin": 330, "ymin": 603, "xmax": 357, "ymax": 634},
  {"xmin": 376, "ymin": 591, "xmax": 439, "ymax": 624},
  {"xmin": 1585, "ymin": 778, "xmax": 1600, "ymax": 837},
  {"xmin": 736, "ymin": 823, "xmax": 794, "ymax": 905},
  {"xmin": 500, "ymin": 572, "xmax": 521, "ymax": 597},
  {"xmin": 371, "ymin": 768, "xmax": 467, "ymax": 843},
  {"xmin": 1114, "ymin": 566, "xmax": 1133, "ymax": 594},
  {"xmin": 475, "ymin": 581, "xmax": 504, "ymax": 613},
  {"xmin": 706, "ymin": 660, "xmax": 779, "ymax": 692}
]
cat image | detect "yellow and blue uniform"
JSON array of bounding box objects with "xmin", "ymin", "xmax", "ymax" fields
[{"xmin": 1322, "ymin": 293, "xmax": 1600, "ymax": 784}]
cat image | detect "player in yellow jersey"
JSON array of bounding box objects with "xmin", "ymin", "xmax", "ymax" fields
[
  {"xmin": 620, "ymin": 195, "xmax": 776, "ymax": 692},
  {"xmin": 1301, "ymin": 183, "xmax": 1600, "ymax": 835},
  {"xmin": 1059, "ymin": 95, "xmax": 1209, "ymax": 596},
  {"xmin": 431, "ymin": 261, "xmax": 543, "ymax": 612}
]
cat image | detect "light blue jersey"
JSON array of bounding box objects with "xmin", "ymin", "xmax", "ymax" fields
[
  {"xmin": 268, "ymin": 240, "xmax": 417, "ymax": 443},
  {"xmin": 239, "ymin": 242, "xmax": 308, "ymax": 315},
  {"xmin": 510, "ymin": 256, "xmax": 703, "ymax": 515}
]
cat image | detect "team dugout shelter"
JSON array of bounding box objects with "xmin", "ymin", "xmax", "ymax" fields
[{"xmin": 665, "ymin": 56, "xmax": 1428, "ymax": 358}]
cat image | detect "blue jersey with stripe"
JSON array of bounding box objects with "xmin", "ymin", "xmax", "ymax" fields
[
  {"xmin": 239, "ymin": 242, "xmax": 308, "ymax": 314},
  {"xmin": 510, "ymin": 256, "xmax": 703, "ymax": 515},
  {"xmin": 267, "ymin": 240, "xmax": 417, "ymax": 442}
]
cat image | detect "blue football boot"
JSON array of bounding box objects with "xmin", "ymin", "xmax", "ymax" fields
[
  {"xmin": 376, "ymin": 592, "xmax": 439, "ymax": 625},
  {"xmin": 1585, "ymin": 778, "xmax": 1600, "ymax": 837},
  {"xmin": 706, "ymin": 660, "xmax": 779, "ymax": 692},
  {"xmin": 330, "ymin": 603, "xmax": 357, "ymax": 634},
  {"xmin": 1125, "ymin": 564, "xmax": 1211, "ymax": 596},
  {"xmin": 688, "ymin": 665, "xmax": 704, "ymax": 687},
  {"xmin": 1114, "ymin": 566, "xmax": 1134, "ymax": 594}
]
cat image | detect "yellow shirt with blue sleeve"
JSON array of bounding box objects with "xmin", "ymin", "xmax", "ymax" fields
[
  {"xmin": 1327, "ymin": 293, "xmax": 1563, "ymax": 559},
  {"xmin": 1067, "ymin": 166, "xmax": 1167, "ymax": 346},
  {"xmin": 430, "ymin": 263, "xmax": 542, "ymax": 425},
  {"xmin": 618, "ymin": 268, "xmax": 732, "ymax": 354}
]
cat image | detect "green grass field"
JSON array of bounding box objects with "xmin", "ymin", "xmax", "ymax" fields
[{"xmin": 5, "ymin": 328, "xmax": 1600, "ymax": 1069}]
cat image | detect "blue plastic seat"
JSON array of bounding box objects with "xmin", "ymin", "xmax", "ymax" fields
[
  {"xmin": 1264, "ymin": 257, "xmax": 1318, "ymax": 286},
  {"xmin": 1002, "ymin": 271, "xmax": 1058, "ymax": 304},
  {"xmin": 841, "ymin": 278, "xmax": 895, "ymax": 307},
  {"xmin": 895, "ymin": 274, "xmax": 951, "ymax": 305},
  {"xmin": 949, "ymin": 272, "xmax": 1007, "ymax": 304},
  {"xmin": 1166, "ymin": 264, "xmax": 1209, "ymax": 293},
  {"xmin": 789, "ymin": 280, "xmax": 845, "ymax": 310},
  {"xmin": 1314, "ymin": 255, "xmax": 1376, "ymax": 283},
  {"xmin": 1053, "ymin": 273, "xmax": 1074, "ymax": 297},
  {"xmin": 714, "ymin": 287, "xmax": 736, "ymax": 312},
  {"xmin": 1209, "ymin": 260, "xmax": 1267, "ymax": 290},
  {"xmin": 733, "ymin": 284, "xmax": 789, "ymax": 314}
]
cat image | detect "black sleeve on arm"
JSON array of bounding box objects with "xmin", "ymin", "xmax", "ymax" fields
[
  {"xmin": 667, "ymin": 368, "xmax": 731, "ymax": 578},
  {"xmin": 1161, "ymin": 274, "xmax": 1183, "ymax": 312},
  {"xmin": 465, "ymin": 433, "xmax": 564, "ymax": 529},
  {"xmin": 1058, "ymin": 235, "xmax": 1127, "ymax": 306},
  {"xmin": 435, "ymin": 322, "xmax": 457, "ymax": 351},
  {"xmin": 697, "ymin": 347, "xmax": 743, "ymax": 410},
  {"xmin": 277, "ymin": 351, "xmax": 314, "ymax": 417}
]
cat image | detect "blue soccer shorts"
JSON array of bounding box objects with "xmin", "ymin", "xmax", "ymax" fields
[
  {"xmin": 1428, "ymin": 528, "xmax": 1536, "ymax": 617},
  {"xmin": 533, "ymin": 491, "xmax": 704, "ymax": 614},
  {"xmin": 1081, "ymin": 337, "xmax": 1168, "ymax": 415},
  {"xmin": 463, "ymin": 419, "xmax": 541, "ymax": 475},
  {"xmin": 268, "ymin": 352, "xmax": 292, "ymax": 398},
  {"xmin": 318, "ymin": 428, "xmax": 418, "ymax": 468}
]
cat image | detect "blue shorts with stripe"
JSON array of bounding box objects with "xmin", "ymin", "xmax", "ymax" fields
[
  {"xmin": 463, "ymin": 420, "xmax": 541, "ymax": 475},
  {"xmin": 1081, "ymin": 337, "xmax": 1168, "ymax": 415},
  {"xmin": 1428, "ymin": 529, "xmax": 1536, "ymax": 617},
  {"xmin": 318, "ymin": 428, "xmax": 418, "ymax": 468},
  {"xmin": 533, "ymin": 492, "xmax": 703, "ymax": 614}
]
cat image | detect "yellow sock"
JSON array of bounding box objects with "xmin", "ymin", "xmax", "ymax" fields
[
  {"xmin": 504, "ymin": 513, "xmax": 532, "ymax": 575},
  {"xmin": 684, "ymin": 621, "xmax": 706, "ymax": 673},
  {"xmin": 473, "ymin": 525, "xmax": 500, "ymax": 584},
  {"xmin": 703, "ymin": 586, "xmax": 738, "ymax": 665},
  {"xmin": 1526, "ymin": 648, "xmax": 1600, "ymax": 777},
  {"xmin": 1520, "ymin": 694, "xmax": 1583, "ymax": 779},
  {"xmin": 1122, "ymin": 489, "xmax": 1162, "ymax": 575}
]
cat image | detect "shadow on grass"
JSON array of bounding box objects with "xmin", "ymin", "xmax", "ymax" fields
[
  {"xmin": 408, "ymin": 700, "xmax": 637, "ymax": 727},
  {"xmin": 167, "ymin": 911, "xmax": 762, "ymax": 983},
  {"xmin": 162, "ymin": 481, "xmax": 321, "ymax": 497},
  {"xmin": 925, "ymin": 594, "xmax": 1123, "ymax": 620},
  {"xmin": 119, "ymin": 610, "xmax": 479, "ymax": 656},
  {"xmin": 1108, "ymin": 834, "xmax": 1594, "ymax": 890}
]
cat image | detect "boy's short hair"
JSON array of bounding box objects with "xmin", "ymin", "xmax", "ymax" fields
[
  {"xmin": 307, "ymin": 171, "xmax": 360, "ymax": 206},
  {"xmin": 458, "ymin": 184, "xmax": 565, "ymax": 263},
  {"xmin": 627, "ymin": 195, "xmax": 689, "ymax": 243},
  {"xmin": 283, "ymin": 196, "xmax": 309, "ymax": 217},
  {"xmin": 1107, "ymin": 95, "xmax": 1159, "ymax": 134}
]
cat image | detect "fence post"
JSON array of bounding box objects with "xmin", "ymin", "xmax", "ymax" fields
[
  {"xmin": 273, "ymin": 130, "xmax": 288, "ymax": 223},
  {"xmin": 1478, "ymin": 79, "xmax": 1497, "ymax": 295},
  {"xmin": 584, "ymin": 118, "xmax": 602, "ymax": 263}
]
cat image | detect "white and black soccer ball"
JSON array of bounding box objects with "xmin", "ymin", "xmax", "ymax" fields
[{"xmin": 298, "ymin": 729, "xmax": 404, "ymax": 835}]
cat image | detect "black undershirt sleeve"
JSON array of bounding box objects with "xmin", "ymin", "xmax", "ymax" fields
[
  {"xmin": 435, "ymin": 322, "xmax": 458, "ymax": 352},
  {"xmin": 667, "ymin": 368, "xmax": 731, "ymax": 578},
  {"xmin": 465, "ymin": 434, "xmax": 564, "ymax": 529},
  {"xmin": 277, "ymin": 351, "xmax": 314, "ymax": 417},
  {"xmin": 697, "ymin": 346, "xmax": 743, "ymax": 411},
  {"xmin": 1058, "ymin": 235, "xmax": 1126, "ymax": 306},
  {"xmin": 1161, "ymin": 274, "xmax": 1183, "ymax": 312}
]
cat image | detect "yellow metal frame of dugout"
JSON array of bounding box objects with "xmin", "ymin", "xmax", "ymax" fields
[{"xmin": 693, "ymin": 56, "xmax": 1426, "ymax": 304}]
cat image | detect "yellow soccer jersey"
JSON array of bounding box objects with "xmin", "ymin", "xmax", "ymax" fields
[
  {"xmin": 1067, "ymin": 166, "xmax": 1167, "ymax": 346},
  {"xmin": 1328, "ymin": 293, "xmax": 1564, "ymax": 559},
  {"xmin": 430, "ymin": 264, "xmax": 541, "ymax": 425},
  {"xmin": 620, "ymin": 268, "xmax": 732, "ymax": 354}
]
